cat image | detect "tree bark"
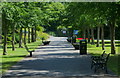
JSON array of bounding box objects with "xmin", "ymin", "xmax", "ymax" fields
[
  {"xmin": 12, "ymin": 23, "xmax": 16, "ymax": 51},
  {"xmin": 91, "ymin": 28, "xmax": 95, "ymax": 45},
  {"xmin": 96, "ymin": 26, "xmax": 100, "ymax": 47},
  {"xmin": 83, "ymin": 29, "xmax": 86, "ymax": 39},
  {"xmin": 101, "ymin": 26, "xmax": 105, "ymax": 50},
  {"xmin": 2, "ymin": 13, "xmax": 7, "ymax": 55},
  {"xmin": 110, "ymin": 21, "xmax": 116, "ymax": 54},
  {"xmin": 3, "ymin": 27, "xmax": 7, "ymax": 55},
  {"xmin": 24, "ymin": 27, "xmax": 27, "ymax": 45},
  {"xmin": 19, "ymin": 27, "xmax": 23, "ymax": 48},
  {"xmin": 34, "ymin": 26, "xmax": 37, "ymax": 42},
  {"xmin": 87, "ymin": 28, "xmax": 90, "ymax": 43},
  {"xmin": 28, "ymin": 27, "xmax": 30, "ymax": 43},
  {"xmin": 31, "ymin": 27, "xmax": 34, "ymax": 42}
]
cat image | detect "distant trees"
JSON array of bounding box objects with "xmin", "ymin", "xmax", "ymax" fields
[{"xmin": 66, "ymin": 2, "xmax": 120, "ymax": 54}]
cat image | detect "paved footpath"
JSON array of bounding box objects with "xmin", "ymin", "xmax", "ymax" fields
[{"xmin": 2, "ymin": 37, "xmax": 118, "ymax": 78}]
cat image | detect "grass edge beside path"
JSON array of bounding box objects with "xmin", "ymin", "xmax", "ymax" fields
[
  {"xmin": 1, "ymin": 41, "xmax": 42, "ymax": 75},
  {"xmin": 87, "ymin": 43, "xmax": 120, "ymax": 76}
]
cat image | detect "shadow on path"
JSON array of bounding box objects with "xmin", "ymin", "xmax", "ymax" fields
[{"xmin": 2, "ymin": 37, "xmax": 117, "ymax": 78}]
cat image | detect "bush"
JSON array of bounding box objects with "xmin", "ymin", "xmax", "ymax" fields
[
  {"xmin": 47, "ymin": 31, "xmax": 56, "ymax": 36},
  {"xmin": 37, "ymin": 31, "xmax": 49, "ymax": 41},
  {"xmin": 15, "ymin": 33, "xmax": 19, "ymax": 44}
]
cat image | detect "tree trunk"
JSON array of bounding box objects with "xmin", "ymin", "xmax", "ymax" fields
[
  {"xmin": 87, "ymin": 28, "xmax": 90, "ymax": 43},
  {"xmin": 2, "ymin": 13, "xmax": 7, "ymax": 55},
  {"xmin": 24, "ymin": 27, "xmax": 27, "ymax": 45},
  {"xmin": 12, "ymin": 23, "xmax": 15, "ymax": 51},
  {"xmin": 83, "ymin": 29, "xmax": 86, "ymax": 39},
  {"xmin": 34, "ymin": 26, "xmax": 37, "ymax": 42},
  {"xmin": 31, "ymin": 27, "xmax": 34, "ymax": 42},
  {"xmin": 3, "ymin": 28, "xmax": 7, "ymax": 55},
  {"xmin": 110, "ymin": 21, "xmax": 116, "ymax": 54},
  {"xmin": 19, "ymin": 27, "xmax": 23, "ymax": 48},
  {"xmin": 91, "ymin": 28, "xmax": 95, "ymax": 45},
  {"xmin": 0, "ymin": 14, "xmax": 2, "ymax": 44},
  {"xmin": 96, "ymin": 26, "xmax": 100, "ymax": 47},
  {"xmin": 3, "ymin": 28, "xmax": 7, "ymax": 54},
  {"xmin": 101, "ymin": 26, "xmax": 105, "ymax": 50},
  {"xmin": 28, "ymin": 27, "xmax": 30, "ymax": 43}
]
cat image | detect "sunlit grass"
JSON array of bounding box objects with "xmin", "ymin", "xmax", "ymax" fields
[
  {"xmin": 71, "ymin": 39, "xmax": 119, "ymax": 75},
  {"xmin": 0, "ymin": 41, "xmax": 42, "ymax": 74},
  {"xmin": 1, "ymin": 39, "xmax": 120, "ymax": 76},
  {"xmin": 87, "ymin": 41, "xmax": 120, "ymax": 75}
]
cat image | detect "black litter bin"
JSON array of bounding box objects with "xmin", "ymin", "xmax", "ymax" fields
[
  {"xmin": 72, "ymin": 36, "xmax": 76, "ymax": 43},
  {"xmin": 79, "ymin": 39, "xmax": 87, "ymax": 54}
]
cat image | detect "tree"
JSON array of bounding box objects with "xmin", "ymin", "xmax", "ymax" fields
[
  {"xmin": 2, "ymin": 11, "xmax": 8, "ymax": 55},
  {"xmin": 66, "ymin": 2, "xmax": 120, "ymax": 54},
  {"xmin": 2, "ymin": 3, "xmax": 12, "ymax": 55}
]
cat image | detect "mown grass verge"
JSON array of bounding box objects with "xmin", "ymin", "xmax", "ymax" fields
[
  {"xmin": 87, "ymin": 41, "xmax": 120, "ymax": 75},
  {"xmin": 0, "ymin": 41, "xmax": 42, "ymax": 75}
]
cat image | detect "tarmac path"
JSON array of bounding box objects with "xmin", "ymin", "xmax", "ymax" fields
[{"xmin": 2, "ymin": 36, "xmax": 118, "ymax": 78}]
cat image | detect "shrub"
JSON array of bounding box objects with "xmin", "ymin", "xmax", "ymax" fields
[{"xmin": 37, "ymin": 31, "xmax": 49, "ymax": 41}]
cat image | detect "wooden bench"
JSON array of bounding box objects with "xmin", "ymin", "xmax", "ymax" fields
[
  {"xmin": 42, "ymin": 41, "xmax": 50, "ymax": 45},
  {"xmin": 72, "ymin": 43, "xmax": 79, "ymax": 50},
  {"xmin": 91, "ymin": 51, "xmax": 106, "ymax": 69},
  {"xmin": 24, "ymin": 43, "xmax": 34, "ymax": 57},
  {"xmin": 91, "ymin": 51, "xmax": 110, "ymax": 73}
]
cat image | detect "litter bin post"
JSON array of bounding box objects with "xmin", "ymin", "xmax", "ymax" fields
[{"xmin": 79, "ymin": 39, "xmax": 87, "ymax": 55}]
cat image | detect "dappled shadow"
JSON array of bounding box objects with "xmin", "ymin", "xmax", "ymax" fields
[
  {"xmin": 37, "ymin": 46, "xmax": 71, "ymax": 49},
  {"xmin": 3, "ymin": 55, "xmax": 26, "ymax": 58},
  {"xmin": 41, "ymin": 53, "xmax": 79, "ymax": 56},
  {"xmin": 2, "ymin": 37, "xmax": 118, "ymax": 77},
  {"xmin": 105, "ymin": 44, "xmax": 120, "ymax": 47},
  {"xmin": 27, "ymin": 44, "xmax": 41, "ymax": 46},
  {"xmin": 33, "ymin": 41, "xmax": 75, "ymax": 53},
  {"xmin": 48, "ymin": 41, "xmax": 72, "ymax": 46},
  {"xmin": 2, "ymin": 61, "xmax": 18, "ymax": 70},
  {"xmin": 88, "ymin": 53, "xmax": 100, "ymax": 56},
  {"xmin": 34, "ymin": 48, "xmax": 75, "ymax": 53},
  {"xmin": 3, "ymin": 52, "xmax": 116, "ymax": 77},
  {"xmin": 7, "ymin": 47, "xmax": 19, "ymax": 49},
  {"xmin": 3, "ymin": 52, "xmax": 94, "ymax": 77},
  {"xmin": 94, "ymin": 42, "xmax": 120, "ymax": 44},
  {"xmin": 29, "ymin": 46, "xmax": 73, "ymax": 50}
]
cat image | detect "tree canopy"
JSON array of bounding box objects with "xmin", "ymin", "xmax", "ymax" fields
[{"xmin": 1, "ymin": 2, "xmax": 120, "ymax": 55}]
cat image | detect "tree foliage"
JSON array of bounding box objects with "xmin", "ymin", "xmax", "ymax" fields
[{"xmin": 1, "ymin": 2, "xmax": 120, "ymax": 55}]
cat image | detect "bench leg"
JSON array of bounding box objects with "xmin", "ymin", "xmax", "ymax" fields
[
  {"xmin": 94, "ymin": 64, "xmax": 98, "ymax": 73},
  {"xmin": 103, "ymin": 65, "xmax": 108, "ymax": 74},
  {"xmin": 94, "ymin": 66, "xmax": 98, "ymax": 73},
  {"xmin": 30, "ymin": 52, "xmax": 32, "ymax": 57},
  {"xmin": 105, "ymin": 68, "xmax": 108, "ymax": 74},
  {"xmin": 94, "ymin": 64, "xmax": 101, "ymax": 73},
  {"xmin": 91, "ymin": 63, "xmax": 95, "ymax": 69}
]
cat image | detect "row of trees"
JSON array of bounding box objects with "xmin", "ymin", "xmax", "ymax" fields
[
  {"xmin": 1, "ymin": 2, "xmax": 120, "ymax": 55},
  {"xmin": 2, "ymin": 3, "xmax": 41, "ymax": 55},
  {"xmin": 1, "ymin": 2, "xmax": 65, "ymax": 55},
  {"xmin": 65, "ymin": 2, "xmax": 120, "ymax": 54}
]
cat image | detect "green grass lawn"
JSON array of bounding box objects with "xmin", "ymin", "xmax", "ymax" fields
[
  {"xmin": 87, "ymin": 41, "xmax": 120, "ymax": 75},
  {"xmin": 0, "ymin": 41, "xmax": 42, "ymax": 74}
]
